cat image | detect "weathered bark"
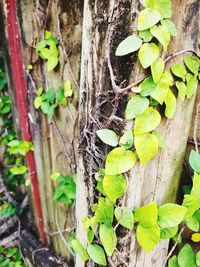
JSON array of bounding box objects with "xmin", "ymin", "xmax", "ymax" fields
[{"xmin": 77, "ymin": 0, "xmax": 200, "ymax": 267}]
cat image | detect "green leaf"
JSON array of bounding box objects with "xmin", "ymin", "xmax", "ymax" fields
[
  {"xmin": 150, "ymin": 82, "xmax": 169, "ymax": 105},
  {"xmin": 138, "ymin": 43, "xmax": 160, "ymax": 69},
  {"xmin": 196, "ymin": 251, "xmax": 200, "ymax": 267},
  {"xmin": 99, "ymin": 225, "xmax": 117, "ymax": 256},
  {"xmin": 92, "ymin": 197, "xmax": 114, "ymax": 226},
  {"xmin": 96, "ymin": 129, "xmax": 118, "ymax": 147},
  {"xmin": 161, "ymin": 19, "xmax": 177, "ymax": 36},
  {"xmin": 189, "ymin": 150, "xmax": 200, "ymax": 173},
  {"xmin": 150, "ymin": 24, "xmax": 170, "ymax": 51},
  {"xmin": 87, "ymin": 230, "xmax": 94, "ymax": 244},
  {"xmin": 87, "ymin": 244, "xmax": 107, "ymax": 266},
  {"xmin": 186, "ymin": 216, "xmax": 199, "ymax": 232},
  {"xmin": 135, "ymin": 133, "xmax": 159, "ymax": 164},
  {"xmin": 134, "ymin": 107, "xmax": 161, "ymax": 135},
  {"xmin": 160, "ymin": 226, "xmax": 178, "ymax": 239},
  {"xmin": 64, "ymin": 80, "xmax": 73, "ymax": 97},
  {"xmin": 119, "ymin": 131, "xmax": 134, "ymax": 150},
  {"xmin": 115, "ymin": 35, "xmax": 143, "ymax": 56},
  {"xmin": 34, "ymin": 96, "xmax": 43, "ymax": 109},
  {"xmin": 138, "ymin": 8, "xmax": 161, "ymax": 31},
  {"xmin": 186, "ymin": 73, "xmax": 198, "ymax": 98},
  {"xmin": 44, "ymin": 88, "xmax": 56, "ymax": 104},
  {"xmin": 139, "ymin": 76, "xmax": 157, "ymax": 97},
  {"xmin": 164, "ymin": 89, "xmax": 176, "ymax": 119},
  {"xmin": 182, "ymin": 194, "xmax": 199, "ymax": 218},
  {"xmin": 139, "ymin": 29, "xmax": 153, "ymax": 42},
  {"xmin": 178, "ymin": 244, "xmax": 196, "ymax": 267},
  {"xmin": 151, "ymin": 57, "xmax": 165, "ymax": 83},
  {"xmin": 125, "ymin": 95, "xmax": 149, "ymax": 119},
  {"xmin": 71, "ymin": 240, "xmax": 89, "ymax": 261},
  {"xmin": 168, "ymin": 256, "xmax": 179, "ymax": 267},
  {"xmin": 134, "ymin": 202, "xmax": 158, "ymax": 228},
  {"xmin": 103, "ymin": 174, "xmax": 126, "ymax": 203},
  {"xmin": 144, "ymin": 0, "xmax": 172, "ymax": 19},
  {"xmin": 176, "ymin": 81, "xmax": 187, "ymax": 101},
  {"xmin": 47, "ymin": 57, "xmax": 58, "ymax": 71},
  {"xmin": 158, "ymin": 204, "xmax": 187, "ymax": 228},
  {"xmin": 184, "ymin": 55, "xmax": 200, "ymax": 75},
  {"xmin": 191, "ymin": 173, "xmax": 200, "ymax": 202},
  {"xmin": 105, "ymin": 147, "xmax": 137, "ymax": 175},
  {"xmin": 171, "ymin": 63, "xmax": 187, "ymax": 81},
  {"xmin": 10, "ymin": 166, "xmax": 27, "ymax": 175},
  {"xmin": 114, "ymin": 207, "xmax": 134, "ymax": 230},
  {"xmin": 136, "ymin": 223, "xmax": 160, "ymax": 252},
  {"xmin": 152, "ymin": 130, "xmax": 165, "ymax": 148}
]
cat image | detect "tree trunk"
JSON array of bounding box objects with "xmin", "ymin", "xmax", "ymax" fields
[{"xmin": 1, "ymin": 0, "xmax": 199, "ymax": 266}]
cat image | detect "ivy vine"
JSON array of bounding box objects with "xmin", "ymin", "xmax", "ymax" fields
[{"xmin": 71, "ymin": 0, "xmax": 200, "ymax": 266}]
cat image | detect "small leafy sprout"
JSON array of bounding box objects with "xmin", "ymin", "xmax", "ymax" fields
[
  {"xmin": 0, "ymin": 246, "xmax": 25, "ymax": 267},
  {"xmin": 36, "ymin": 31, "xmax": 59, "ymax": 71},
  {"xmin": 53, "ymin": 173, "xmax": 76, "ymax": 206},
  {"xmin": 0, "ymin": 202, "xmax": 16, "ymax": 218},
  {"xmin": 34, "ymin": 81, "xmax": 73, "ymax": 118},
  {"xmin": 27, "ymin": 64, "xmax": 33, "ymax": 70}
]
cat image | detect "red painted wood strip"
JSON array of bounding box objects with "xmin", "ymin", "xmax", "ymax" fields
[{"xmin": 5, "ymin": 0, "xmax": 45, "ymax": 244}]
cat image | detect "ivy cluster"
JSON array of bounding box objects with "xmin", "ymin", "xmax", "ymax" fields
[
  {"xmin": 71, "ymin": 0, "xmax": 200, "ymax": 266},
  {"xmin": 0, "ymin": 247, "xmax": 25, "ymax": 267},
  {"xmin": 34, "ymin": 80, "xmax": 73, "ymax": 119},
  {"xmin": 51, "ymin": 172, "xmax": 76, "ymax": 206}
]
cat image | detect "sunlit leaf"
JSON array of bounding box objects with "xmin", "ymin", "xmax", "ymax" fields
[
  {"xmin": 138, "ymin": 8, "xmax": 161, "ymax": 31},
  {"xmin": 184, "ymin": 55, "xmax": 200, "ymax": 75},
  {"xmin": 150, "ymin": 24, "xmax": 171, "ymax": 51},
  {"xmin": 34, "ymin": 96, "xmax": 43, "ymax": 109},
  {"xmin": 186, "ymin": 216, "xmax": 199, "ymax": 232},
  {"xmin": 71, "ymin": 240, "xmax": 89, "ymax": 261},
  {"xmin": 135, "ymin": 202, "xmax": 158, "ymax": 227},
  {"xmin": 119, "ymin": 131, "xmax": 134, "ymax": 150},
  {"xmin": 164, "ymin": 89, "xmax": 176, "ymax": 119},
  {"xmin": 96, "ymin": 129, "xmax": 118, "ymax": 147},
  {"xmin": 138, "ymin": 43, "xmax": 160, "ymax": 68},
  {"xmin": 135, "ymin": 133, "xmax": 159, "ymax": 164},
  {"xmin": 125, "ymin": 95, "xmax": 149, "ymax": 120},
  {"xmin": 158, "ymin": 203, "xmax": 187, "ymax": 228},
  {"xmin": 87, "ymin": 244, "xmax": 107, "ymax": 266},
  {"xmin": 64, "ymin": 80, "xmax": 73, "ymax": 97},
  {"xmin": 136, "ymin": 223, "xmax": 160, "ymax": 252},
  {"xmin": 47, "ymin": 57, "xmax": 59, "ymax": 71},
  {"xmin": 161, "ymin": 19, "xmax": 177, "ymax": 36},
  {"xmin": 144, "ymin": 0, "xmax": 172, "ymax": 19},
  {"xmin": 105, "ymin": 147, "xmax": 137, "ymax": 175},
  {"xmin": 139, "ymin": 29, "xmax": 153, "ymax": 42},
  {"xmin": 186, "ymin": 73, "xmax": 198, "ymax": 98},
  {"xmin": 139, "ymin": 76, "xmax": 157, "ymax": 97},
  {"xmin": 178, "ymin": 244, "xmax": 196, "ymax": 267},
  {"xmin": 171, "ymin": 63, "xmax": 186, "ymax": 81},
  {"xmin": 103, "ymin": 174, "xmax": 126, "ymax": 203},
  {"xmin": 92, "ymin": 197, "xmax": 114, "ymax": 226},
  {"xmin": 134, "ymin": 107, "xmax": 161, "ymax": 135},
  {"xmin": 115, "ymin": 207, "xmax": 134, "ymax": 230},
  {"xmin": 176, "ymin": 81, "xmax": 187, "ymax": 101},
  {"xmin": 99, "ymin": 225, "xmax": 117, "ymax": 256},
  {"xmin": 160, "ymin": 226, "xmax": 178, "ymax": 239},
  {"xmin": 196, "ymin": 251, "xmax": 200, "ymax": 266},
  {"xmin": 191, "ymin": 233, "xmax": 200, "ymax": 242},
  {"xmin": 151, "ymin": 57, "xmax": 165, "ymax": 83},
  {"xmin": 115, "ymin": 35, "xmax": 143, "ymax": 56},
  {"xmin": 168, "ymin": 256, "xmax": 179, "ymax": 267},
  {"xmin": 189, "ymin": 150, "xmax": 200, "ymax": 174}
]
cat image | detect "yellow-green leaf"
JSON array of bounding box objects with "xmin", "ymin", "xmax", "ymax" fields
[
  {"xmin": 139, "ymin": 29, "xmax": 153, "ymax": 42},
  {"xmin": 171, "ymin": 63, "xmax": 187, "ymax": 81},
  {"xmin": 138, "ymin": 43, "xmax": 160, "ymax": 69},
  {"xmin": 151, "ymin": 57, "xmax": 165, "ymax": 83},
  {"xmin": 96, "ymin": 129, "xmax": 118, "ymax": 147},
  {"xmin": 119, "ymin": 131, "xmax": 134, "ymax": 150},
  {"xmin": 71, "ymin": 240, "xmax": 89, "ymax": 261},
  {"xmin": 105, "ymin": 147, "xmax": 137, "ymax": 175},
  {"xmin": 87, "ymin": 244, "xmax": 106, "ymax": 266},
  {"xmin": 135, "ymin": 133, "xmax": 159, "ymax": 164},
  {"xmin": 186, "ymin": 73, "xmax": 198, "ymax": 98},
  {"xmin": 191, "ymin": 233, "xmax": 200, "ymax": 242},
  {"xmin": 125, "ymin": 95, "xmax": 149, "ymax": 120},
  {"xmin": 99, "ymin": 225, "xmax": 117, "ymax": 256},
  {"xmin": 161, "ymin": 19, "xmax": 177, "ymax": 36},
  {"xmin": 47, "ymin": 57, "xmax": 59, "ymax": 71},
  {"xmin": 115, "ymin": 207, "xmax": 134, "ymax": 230},
  {"xmin": 160, "ymin": 226, "xmax": 178, "ymax": 239},
  {"xmin": 184, "ymin": 55, "xmax": 200, "ymax": 75},
  {"xmin": 138, "ymin": 8, "xmax": 161, "ymax": 31},
  {"xmin": 144, "ymin": 0, "xmax": 172, "ymax": 19},
  {"xmin": 136, "ymin": 223, "xmax": 160, "ymax": 252},
  {"xmin": 64, "ymin": 80, "xmax": 73, "ymax": 97},
  {"xmin": 150, "ymin": 24, "xmax": 170, "ymax": 51},
  {"xmin": 176, "ymin": 81, "xmax": 187, "ymax": 101},
  {"xmin": 139, "ymin": 76, "xmax": 157, "ymax": 97},
  {"xmin": 34, "ymin": 96, "xmax": 43, "ymax": 109},
  {"xmin": 115, "ymin": 35, "xmax": 143, "ymax": 56},
  {"xmin": 103, "ymin": 174, "xmax": 126, "ymax": 203},
  {"xmin": 134, "ymin": 107, "xmax": 161, "ymax": 135},
  {"xmin": 135, "ymin": 202, "xmax": 158, "ymax": 228},
  {"xmin": 164, "ymin": 89, "xmax": 176, "ymax": 119}
]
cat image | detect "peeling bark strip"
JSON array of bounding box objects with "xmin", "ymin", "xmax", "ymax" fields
[{"xmin": 3, "ymin": 0, "xmax": 45, "ymax": 244}]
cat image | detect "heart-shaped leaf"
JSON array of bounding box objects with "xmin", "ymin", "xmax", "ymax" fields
[
  {"xmin": 150, "ymin": 24, "xmax": 171, "ymax": 51},
  {"xmin": 115, "ymin": 207, "xmax": 134, "ymax": 230},
  {"xmin": 96, "ymin": 129, "xmax": 118, "ymax": 147},
  {"xmin": 138, "ymin": 8, "xmax": 161, "ymax": 31},
  {"xmin": 138, "ymin": 43, "xmax": 160, "ymax": 69},
  {"xmin": 87, "ymin": 244, "xmax": 107, "ymax": 266},
  {"xmin": 115, "ymin": 35, "xmax": 142, "ymax": 56},
  {"xmin": 99, "ymin": 225, "xmax": 117, "ymax": 256},
  {"xmin": 125, "ymin": 95, "xmax": 149, "ymax": 119},
  {"xmin": 135, "ymin": 202, "xmax": 158, "ymax": 228},
  {"xmin": 151, "ymin": 57, "xmax": 165, "ymax": 83}
]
